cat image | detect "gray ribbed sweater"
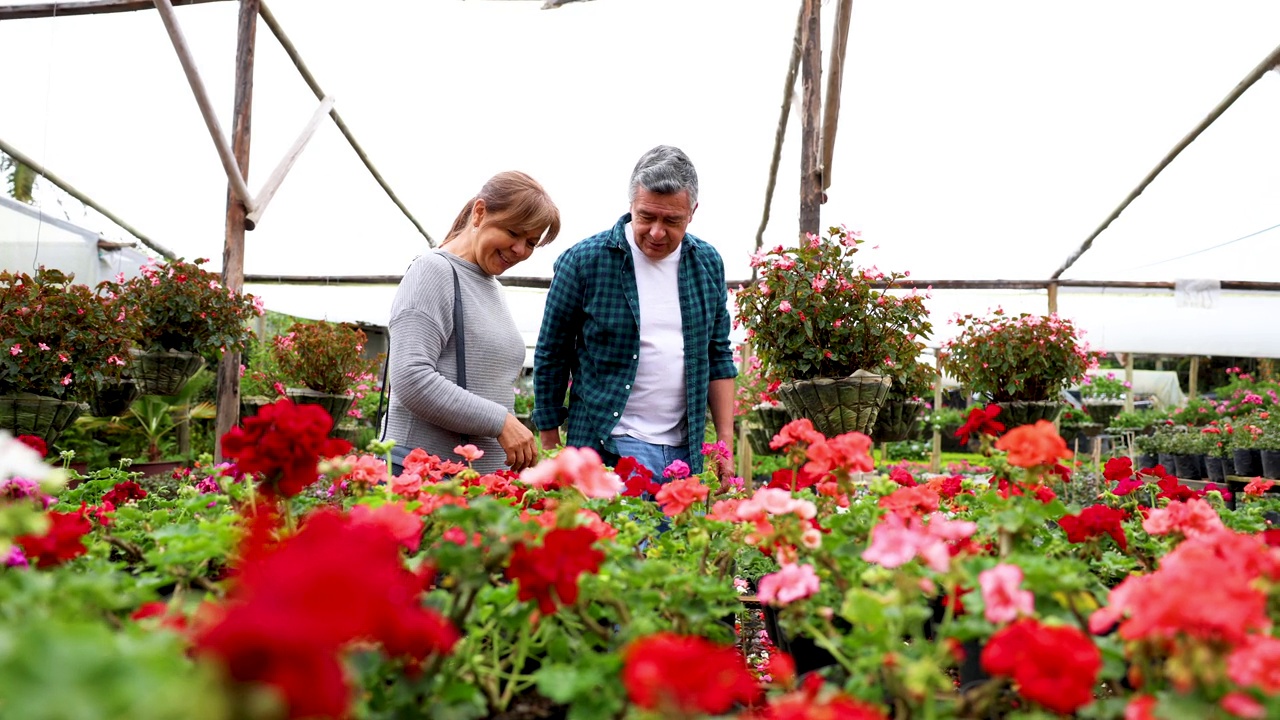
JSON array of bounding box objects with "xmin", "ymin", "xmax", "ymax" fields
[{"xmin": 384, "ymin": 250, "xmax": 525, "ymax": 474}]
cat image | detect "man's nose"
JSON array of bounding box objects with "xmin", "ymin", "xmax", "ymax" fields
[{"xmin": 649, "ymin": 225, "xmax": 666, "ymax": 241}]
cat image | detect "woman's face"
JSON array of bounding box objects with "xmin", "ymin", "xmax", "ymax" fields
[{"xmin": 465, "ymin": 203, "xmax": 543, "ymax": 276}]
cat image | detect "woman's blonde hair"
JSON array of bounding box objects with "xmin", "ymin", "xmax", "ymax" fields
[{"xmin": 443, "ymin": 171, "xmax": 561, "ymax": 247}]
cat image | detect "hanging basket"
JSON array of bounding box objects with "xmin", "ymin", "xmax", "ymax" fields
[
  {"xmin": 285, "ymin": 388, "xmax": 355, "ymax": 432},
  {"xmin": 0, "ymin": 392, "xmax": 87, "ymax": 446},
  {"xmin": 775, "ymin": 370, "xmax": 891, "ymax": 438},
  {"xmin": 871, "ymin": 399, "xmax": 928, "ymax": 444},
  {"xmin": 746, "ymin": 403, "xmax": 794, "ymax": 456},
  {"xmin": 1082, "ymin": 400, "xmax": 1126, "ymax": 428},
  {"xmin": 89, "ymin": 379, "xmax": 140, "ymax": 417},
  {"xmin": 993, "ymin": 400, "xmax": 1062, "ymax": 429},
  {"xmin": 129, "ymin": 348, "xmax": 206, "ymax": 397}
]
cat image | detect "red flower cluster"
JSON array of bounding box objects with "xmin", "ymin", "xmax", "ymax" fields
[
  {"xmin": 16, "ymin": 434, "xmax": 47, "ymax": 457},
  {"xmin": 14, "ymin": 508, "xmax": 93, "ymax": 568},
  {"xmin": 195, "ymin": 508, "xmax": 458, "ymax": 719},
  {"xmin": 220, "ymin": 399, "xmax": 351, "ymax": 498},
  {"xmin": 982, "ymin": 618, "xmax": 1101, "ymax": 714},
  {"xmin": 954, "ymin": 405, "xmax": 1004, "ymax": 445},
  {"xmin": 505, "ymin": 526, "xmax": 604, "ymax": 615},
  {"xmin": 101, "ymin": 480, "xmax": 148, "ymax": 507},
  {"xmin": 622, "ymin": 632, "xmax": 760, "ymax": 714},
  {"xmin": 1058, "ymin": 505, "xmax": 1130, "ymax": 551},
  {"xmin": 616, "ymin": 456, "xmax": 660, "ymax": 498},
  {"xmin": 750, "ymin": 675, "xmax": 887, "ymax": 719}
]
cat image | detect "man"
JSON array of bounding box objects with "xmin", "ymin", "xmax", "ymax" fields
[{"xmin": 532, "ymin": 145, "xmax": 736, "ymax": 478}]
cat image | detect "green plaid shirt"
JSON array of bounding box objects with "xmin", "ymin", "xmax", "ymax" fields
[{"xmin": 532, "ymin": 214, "xmax": 737, "ymax": 473}]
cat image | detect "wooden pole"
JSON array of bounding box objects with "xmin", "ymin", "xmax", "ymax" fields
[
  {"xmin": 214, "ymin": 0, "xmax": 258, "ymax": 461},
  {"xmin": 257, "ymin": 1, "xmax": 435, "ymax": 247},
  {"xmin": 820, "ymin": 0, "xmax": 852, "ymax": 191},
  {"xmin": 798, "ymin": 0, "xmax": 822, "ymax": 237},
  {"xmin": 753, "ymin": 1, "xmax": 804, "ymax": 269},
  {"xmin": 1047, "ymin": 282, "xmax": 1058, "ymax": 314},
  {"xmin": 245, "ymin": 95, "xmax": 335, "ymax": 228},
  {"xmin": 1124, "ymin": 353, "xmax": 1135, "ymax": 414},
  {"xmin": 736, "ymin": 343, "xmax": 754, "ymax": 483},
  {"xmin": 152, "ymin": 0, "xmax": 255, "ymax": 213},
  {"xmin": 1189, "ymin": 356, "xmax": 1200, "ymax": 400},
  {"xmin": 0, "ymin": 0, "xmax": 229, "ymax": 21},
  {"xmin": 931, "ymin": 354, "xmax": 943, "ymax": 473},
  {"xmin": 0, "ymin": 137, "xmax": 176, "ymax": 259},
  {"xmin": 1052, "ymin": 41, "xmax": 1280, "ymax": 280}
]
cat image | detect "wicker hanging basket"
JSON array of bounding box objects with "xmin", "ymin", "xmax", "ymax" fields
[
  {"xmin": 775, "ymin": 370, "xmax": 892, "ymax": 437},
  {"xmin": 0, "ymin": 392, "xmax": 87, "ymax": 445},
  {"xmin": 129, "ymin": 349, "xmax": 206, "ymax": 397},
  {"xmin": 993, "ymin": 400, "xmax": 1063, "ymax": 429},
  {"xmin": 285, "ymin": 388, "xmax": 355, "ymax": 433},
  {"xmin": 746, "ymin": 403, "xmax": 794, "ymax": 456},
  {"xmin": 871, "ymin": 399, "xmax": 928, "ymax": 444},
  {"xmin": 89, "ymin": 379, "xmax": 141, "ymax": 417}
]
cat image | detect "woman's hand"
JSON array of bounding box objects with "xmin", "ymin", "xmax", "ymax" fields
[{"xmin": 498, "ymin": 413, "xmax": 537, "ymax": 472}]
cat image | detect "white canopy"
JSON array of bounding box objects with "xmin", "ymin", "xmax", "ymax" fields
[{"xmin": 2, "ymin": 0, "xmax": 1279, "ymax": 356}]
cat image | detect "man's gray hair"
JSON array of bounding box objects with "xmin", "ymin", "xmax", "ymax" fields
[{"xmin": 628, "ymin": 145, "xmax": 699, "ymax": 209}]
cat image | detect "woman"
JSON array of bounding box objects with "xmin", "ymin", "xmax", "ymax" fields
[{"xmin": 385, "ymin": 171, "xmax": 560, "ymax": 474}]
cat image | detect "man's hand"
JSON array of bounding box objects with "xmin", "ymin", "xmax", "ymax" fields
[
  {"xmin": 498, "ymin": 413, "xmax": 537, "ymax": 472},
  {"xmin": 539, "ymin": 428, "xmax": 563, "ymax": 453}
]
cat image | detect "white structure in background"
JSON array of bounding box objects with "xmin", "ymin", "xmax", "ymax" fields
[{"xmin": 0, "ymin": 195, "xmax": 150, "ymax": 284}]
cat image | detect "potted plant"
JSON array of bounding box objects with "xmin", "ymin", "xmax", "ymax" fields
[
  {"xmin": 1108, "ymin": 408, "xmax": 1158, "ymax": 436},
  {"xmin": 1203, "ymin": 424, "xmax": 1234, "ymax": 482},
  {"xmin": 1150, "ymin": 427, "xmax": 1180, "ymax": 474},
  {"xmin": 0, "ymin": 268, "xmax": 132, "ymax": 444},
  {"xmin": 1231, "ymin": 416, "xmax": 1266, "ymax": 477},
  {"xmin": 1079, "ymin": 371, "xmax": 1129, "ymax": 428},
  {"xmin": 871, "ymin": 348, "xmax": 935, "ymax": 444},
  {"xmin": 238, "ymin": 336, "xmax": 286, "ymax": 420},
  {"xmin": 1166, "ymin": 428, "xmax": 1208, "ymax": 480},
  {"xmin": 116, "ymin": 257, "xmax": 260, "ymax": 396},
  {"xmin": 734, "ymin": 226, "xmax": 932, "ymax": 436},
  {"xmin": 941, "ymin": 310, "xmax": 1098, "ymax": 428},
  {"xmin": 1132, "ymin": 433, "xmax": 1158, "ymax": 469},
  {"xmin": 271, "ymin": 320, "xmax": 380, "ymax": 429},
  {"xmin": 1256, "ymin": 425, "xmax": 1280, "ymax": 481}
]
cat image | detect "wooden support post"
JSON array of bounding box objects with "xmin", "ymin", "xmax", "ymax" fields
[
  {"xmin": 736, "ymin": 343, "xmax": 754, "ymax": 483},
  {"xmin": 1047, "ymin": 282, "xmax": 1058, "ymax": 315},
  {"xmin": 214, "ymin": 0, "xmax": 258, "ymax": 461},
  {"xmin": 246, "ymin": 95, "xmax": 335, "ymax": 229},
  {"xmin": 1189, "ymin": 356, "xmax": 1200, "ymax": 400},
  {"xmin": 1124, "ymin": 353, "xmax": 1135, "ymax": 414},
  {"xmin": 753, "ymin": 1, "xmax": 804, "ymax": 264},
  {"xmin": 931, "ymin": 354, "xmax": 943, "ymax": 473},
  {"xmin": 152, "ymin": 0, "xmax": 255, "ymax": 213},
  {"xmin": 820, "ymin": 0, "xmax": 852, "ymax": 191},
  {"xmin": 798, "ymin": 0, "xmax": 822, "ymax": 237}
]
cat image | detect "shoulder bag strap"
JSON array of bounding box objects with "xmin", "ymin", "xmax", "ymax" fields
[{"xmin": 452, "ymin": 266, "xmax": 470, "ymax": 445}]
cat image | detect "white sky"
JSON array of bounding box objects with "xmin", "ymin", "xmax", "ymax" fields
[{"xmin": 2, "ymin": 0, "xmax": 1280, "ymax": 354}]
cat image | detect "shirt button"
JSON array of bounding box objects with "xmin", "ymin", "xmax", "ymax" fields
[
  {"xmin": 632, "ymin": 354, "xmax": 638, "ymax": 360},
  {"xmin": 625, "ymin": 384, "xmax": 631, "ymax": 389},
  {"xmin": 613, "ymin": 412, "xmax": 619, "ymax": 417}
]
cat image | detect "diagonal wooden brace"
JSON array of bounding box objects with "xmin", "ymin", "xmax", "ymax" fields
[
  {"xmin": 152, "ymin": 0, "xmax": 255, "ymax": 213},
  {"xmin": 245, "ymin": 95, "xmax": 335, "ymax": 230}
]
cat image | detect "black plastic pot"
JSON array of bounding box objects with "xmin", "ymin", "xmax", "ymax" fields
[
  {"xmin": 1157, "ymin": 453, "xmax": 1178, "ymax": 475},
  {"xmin": 1137, "ymin": 454, "xmax": 1158, "ymax": 471},
  {"xmin": 1262, "ymin": 450, "xmax": 1280, "ymax": 480},
  {"xmin": 1234, "ymin": 448, "xmax": 1263, "ymax": 477},
  {"xmin": 1174, "ymin": 454, "xmax": 1203, "ymax": 480},
  {"xmin": 1206, "ymin": 456, "xmax": 1226, "ymax": 483}
]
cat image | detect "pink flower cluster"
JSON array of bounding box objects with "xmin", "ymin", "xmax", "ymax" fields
[{"xmin": 862, "ymin": 511, "xmax": 977, "ymax": 573}]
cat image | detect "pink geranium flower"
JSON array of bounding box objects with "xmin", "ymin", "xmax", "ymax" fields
[
  {"xmin": 757, "ymin": 563, "xmax": 820, "ymax": 606},
  {"xmin": 454, "ymin": 444, "xmax": 484, "ymax": 463},
  {"xmin": 979, "ymin": 563, "xmax": 1035, "ymax": 624},
  {"xmin": 520, "ymin": 447, "xmax": 623, "ymax": 499},
  {"xmin": 349, "ymin": 502, "xmax": 422, "ymax": 551}
]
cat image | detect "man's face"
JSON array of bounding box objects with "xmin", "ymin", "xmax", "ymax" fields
[{"xmin": 630, "ymin": 187, "xmax": 696, "ymax": 261}]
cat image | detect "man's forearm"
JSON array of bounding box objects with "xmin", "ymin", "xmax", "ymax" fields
[{"xmin": 707, "ymin": 378, "xmax": 735, "ymax": 444}]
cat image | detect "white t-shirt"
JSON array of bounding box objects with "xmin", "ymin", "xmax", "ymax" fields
[{"xmin": 613, "ymin": 223, "xmax": 687, "ymax": 445}]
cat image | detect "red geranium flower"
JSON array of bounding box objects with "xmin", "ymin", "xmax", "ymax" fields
[
  {"xmin": 14, "ymin": 508, "xmax": 93, "ymax": 568},
  {"xmin": 622, "ymin": 632, "xmax": 760, "ymax": 714},
  {"xmin": 102, "ymin": 480, "xmax": 148, "ymax": 506},
  {"xmin": 954, "ymin": 405, "xmax": 1005, "ymax": 445},
  {"xmin": 982, "ymin": 618, "xmax": 1101, "ymax": 714},
  {"xmin": 1103, "ymin": 457, "xmax": 1133, "ymax": 483},
  {"xmin": 616, "ymin": 456, "xmax": 660, "ymax": 498},
  {"xmin": 505, "ymin": 526, "xmax": 604, "ymax": 615},
  {"xmin": 220, "ymin": 399, "xmax": 351, "ymax": 499},
  {"xmin": 1058, "ymin": 505, "xmax": 1130, "ymax": 551},
  {"xmin": 16, "ymin": 434, "xmax": 47, "ymax": 457}
]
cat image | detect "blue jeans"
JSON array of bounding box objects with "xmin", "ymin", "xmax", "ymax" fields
[{"xmin": 610, "ymin": 436, "xmax": 690, "ymax": 485}]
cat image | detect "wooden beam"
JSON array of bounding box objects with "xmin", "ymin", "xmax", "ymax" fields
[
  {"xmin": 258, "ymin": 1, "xmax": 435, "ymax": 247},
  {"xmin": 0, "ymin": 136, "xmax": 176, "ymax": 259},
  {"xmin": 798, "ymin": 0, "xmax": 822, "ymax": 237},
  {"xmin": 152, "ymin": 0, "xmax": 255, "ymax": 214},
  {"xmin": 214, "ymin": 0, "xmax": 258, "ymax": 461},
  {"xmin": 245, "ymin": 95, "xmax": 335, "ymax": 229},
  {"xmin": 736, "ymin": 342, "xmax": 754, "ymax": 483},
  {"xmin": 931, "ymin": 354, "xmax": 943, "ymax": 473},
  {"xmin": 1189, "ymin": 356, "xmax": 1200, "ymax": 399},
  {"xmin": 1047, "ymin": 282, "xmax": 1058, "ymax": 314},
  {"xmin": 0, "ymin": 0, "xmax": 228, "ymax": 21},
  {"xmin": 1124, "ymin": 353, "xmax": 1135, "ymax": 413},
  {"xmin": 820, "ymin": 0, "xmax": 852, "ymax": 191},
  {"xmin": 754, "ymin": 2, "xmax": 804, "ymax": 265},
  {"xmin": 1052, "ymin": 41, "xmax": 1280, "ymax": 280}
]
